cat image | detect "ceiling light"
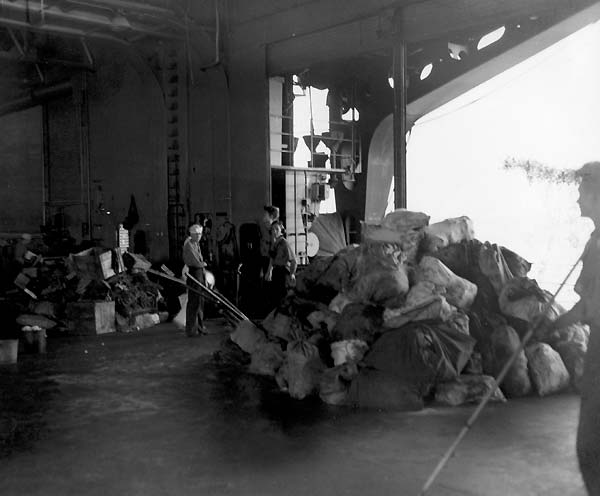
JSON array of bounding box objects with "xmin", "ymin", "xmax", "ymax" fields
[
  {"xmin": 419, "ymin": 63, "xmax": 433, "ymax": 80},
  {"xmin": 448, "ymin": 42, "xmax": 469, "ymax": 61},
  {"xmin": 477, "ymin": 26, "xmax": 506, "ymax": 50}
]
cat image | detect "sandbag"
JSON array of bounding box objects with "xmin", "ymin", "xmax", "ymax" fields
[
  {"xmin": 306, "ymin": 309, "xmax": 339, "ymax": 334},
  {"xmin": 526, "ymin": 343, "xmax": 570, "ymax": 396},
  {"xmin": 294, "ymin": 246, "xmax": 360, "ymax": 303},
  {"xmin": 328, "ymin": 292, "xmax": 353, "ymax": 314},
  {"xmin": 449, "ymin": 310, "xmax": 470, "ymax": 335},
  {"xmin": 481, "ymin": 324, "xmax": 531, "ymax": 397},
  {"xmin": 430, "ymin": 240, "xmax": 501, "ymax": 314},
  {"xmin": 349, "ymin": 267, "xmax": 409, "ymax": 308},
  {"xmin": 364, "ymin": 322, "xmax": 475, "ymax": 387},
  {"xmin": 404, "ymin": 281, "xmax": 443, "ymax": 307},
  {"xmin": 468, "ymin": 310, "xmax": 508, "ymax": 349},
  {"xmin": 331, "ymin": 303, "xmax": 383, "ymax": 344},
  {"xmin": 416, "ymin": 256, "xmax": 478, "ymax": 310},
  {"xmin": 423, "ymin": 216, "xmax": 475, "ymax": 252},
  {"xmin": 381, "ymin": 209, "xmax": 430, "ymax": 232},
  {"xmin": 248, "ymin": 342, "xmax": 285, "ymax": 377},
  {"xmin": 261, "ymin": 309, "xmax": 304, "ymax": 342},
  {"xmin": 134, "ymin": 313, "xmax": 160, "ymax": 330},
  {"xmin": 546, "ymin": 323, "xmax": 589, "ymax": 348},
  {"xmin": 230, "ymin": 320, "xmax": 267, "ymax": 354},
  {"xmin": 464, "ymin": 352, "xmax": 483, "ymax": 375},
  {"xmin": 330, "ymin": 339, "xmax": 369, "ymax": 366},
  {"xmin": 500, "ymin": 247, "xmax": 531, "ymax": 277},
  {"xmin": 499, "ymin": 277, "xmax": 564, "ymax": 324},
  {"xmin": 435, "ymin": 375, "xmax": 506, "ymax": 406},
  {"xmin": 347, "ymin": 243, "xmax": 409, "ymax": 308},
  {"xmin": 319, "ymin": 362, "xmax": 358, "ymax": 405},
  {"xmin": 31, "ymin": 301, "xmax": 56, "ymax": 319},
  {"xmin": 16, "ymin": 314, "xmax": 57, "ymax": 329},
  {"xmin": 554, "ymin": 341, "xmax": 586, "ymax": 391},
  {"xmin": 317, "ymin": 245, "xmax": 361, "ymax": 293},
  {"xmin": 361, "ymin": 225, "xmax": 424, "ymax": 264},
  {"xmin": 478, "ymin": 242, "xmax": 514, "ymax": 295},
  {"xmin": 275, "ymin": 340, "xmax": 325, "ymax": 400},
  {"xmin": 347, "ymin": 368, "xmax": 424, "ymax": 411},
  {"xmin": 295, "ymin": 257, "xmax": 335, "ymax": 301},
  {"xmin": 383, "ymin": 295, "xmax": 455, "ymax": 329}
]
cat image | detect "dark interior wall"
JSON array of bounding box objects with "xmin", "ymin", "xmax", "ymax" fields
[
  {"xmin": 86, "ymin": 46, "xmax": 168, "ymax": 261},
  {"xmin": 226, "ymin": 46, "xmax": 270, "ymax": 226},
  {"xmin": 46, "ymin": 95, "xmax": 87, "ymax": 243},
  {"xmin": 188, "ymin": 67, "xmax": 231, "ymax": 220},
  {"xmin": 0, "ymin": 107, "xmax": 43, "ymax": 233}
]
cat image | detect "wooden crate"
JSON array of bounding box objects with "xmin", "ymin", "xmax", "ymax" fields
[
  {"xmin": 71, "ymin": 248, "xmax": 115, "ymax": 280},
  {"xmin": 66, "ymin": 301, "xmax": 116, "ymax": 335}
]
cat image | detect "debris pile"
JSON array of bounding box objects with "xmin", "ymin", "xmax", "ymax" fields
[
  {"xmin": 7, "ymin": 247, "xmax": 167, "ymax": 339},
  {"xmin": 217, "ymin": 210, "xmax": 588, "ymax": 409}
]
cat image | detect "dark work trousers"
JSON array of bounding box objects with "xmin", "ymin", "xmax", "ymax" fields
[
  {"xmin": 577, "ymin": 324, "xmax": 600, "ymax": 494},
  {"xmin": 270, "ymin": 265, "xmax": 289, "ymax": 308},
  {"xmin": 185, "ymin": 268, "xmax": 205, "ymax": 335}
]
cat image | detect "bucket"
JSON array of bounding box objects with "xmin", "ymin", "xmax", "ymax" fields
[
  {"xmin": 21, "ymin": 329, "xmax": 47, "ymax": 354},
  {"xmin": 0, "ymin": 339, "xmax": 19, "ymax": 364}
]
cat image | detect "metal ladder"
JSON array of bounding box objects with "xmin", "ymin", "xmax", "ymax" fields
[{"xmin": 161, "ymin": 44, "xmax": 187, "ymax": 262}]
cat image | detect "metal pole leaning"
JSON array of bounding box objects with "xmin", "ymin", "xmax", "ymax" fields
[
  {"xmin": 148, "ymin": 268, "xmax": 249, "ymax": 322},
  {"xmin": 419, "ymin": 253, "xmax": 584, "ymax": 495},
  {"xmin": 185, "ymin": 271, "xmax": 250, "ymax": 322}
]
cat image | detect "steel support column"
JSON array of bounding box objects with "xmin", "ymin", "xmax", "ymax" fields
[{"xmin": 392, "ymin": 10, "xmax": 407, "ymax": 209}]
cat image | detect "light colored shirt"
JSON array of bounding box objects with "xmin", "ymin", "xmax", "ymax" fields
[
  {"xmin": 182, "ymin": 237, "xmax": 204, "ymax": 269},
  {"xmin": 270, "ymin": 236, "xmax": 297, "ymax": 274}
]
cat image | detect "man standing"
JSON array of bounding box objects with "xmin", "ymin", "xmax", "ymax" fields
[
  {"xmin": 259, "ymin": 205, "xmax": 280, "ymax": 278},
  {"xmin": 265, "ymin": 221, "xmax": 296, "ymax": 307},
  {"xmin": 548, "ymin": 161, "xmax": 600, "ymax": 494},
  {"xmin": 182, "ymin": 224, "xmax": 207, "ymax": 337}
]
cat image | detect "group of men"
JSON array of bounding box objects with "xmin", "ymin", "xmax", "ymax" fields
[{"xmin": 182, "ymin": 204, "xmax": 296, "ymax": 338}]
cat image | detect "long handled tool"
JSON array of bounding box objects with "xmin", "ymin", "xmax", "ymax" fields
[
  {"xmin": 148, "ymin": 268, "xmax": 249, "ymax": 323},
  {"xmin": 420, "ymin": 253, "xmax": 585, "ymax": 495},
  {"xmin": 185, "ymin": 271, "xmax": 249, "ymax": 322}
]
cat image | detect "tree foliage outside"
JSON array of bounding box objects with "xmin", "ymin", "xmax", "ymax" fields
[{"xmin": 503, "ymin": 157, "xmax": 578, "ymax": 185}]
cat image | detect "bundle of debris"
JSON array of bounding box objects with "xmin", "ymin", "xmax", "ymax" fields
[
  {"xmin": 9, "ymin": 247, "xmax": 167, "ymax": 338},
  {"xmin": 217, "ymin": 210, "xmax": 587, "ymax": 410}
]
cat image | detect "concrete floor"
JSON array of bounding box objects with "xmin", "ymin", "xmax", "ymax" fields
[{"xmin": 0, "ymin": 321, "xmax": 587, "ymax": 496}]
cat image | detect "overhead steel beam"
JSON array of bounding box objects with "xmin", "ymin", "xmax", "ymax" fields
[
  {"xmin": 405, "ymin": 0, "xmax": 600, "ymax": 124},
  {"xmin": 400, "ymin": 0, "xmax": 598, "ymax": 42}
]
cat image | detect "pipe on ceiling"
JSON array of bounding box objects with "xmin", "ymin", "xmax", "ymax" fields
[
  {"xmin": 59, "ymin": 0, "xmax": 174, "ymax": 16},
  {"xmin": 0, "ymin": 16, "xmax": 131, "ymax": 46},
  {"xmin": 0, "ymin": 49, "xmax": 93, "ymax": 69},
  {"xmin": 1, "ymin": 0, "xmax": 185, "ymax": 40},
  {"xmin": 0, "ymin": 80, "xmax": 72, "ymax": 117}
]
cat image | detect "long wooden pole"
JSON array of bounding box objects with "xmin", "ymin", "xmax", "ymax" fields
[
  {"xmin": 148, "ymin": 269, "xmax": 248, "ymax": 322},
  {"xmin": 419, "ymin": 253, "xmax": 585, "ymax": 495}
]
